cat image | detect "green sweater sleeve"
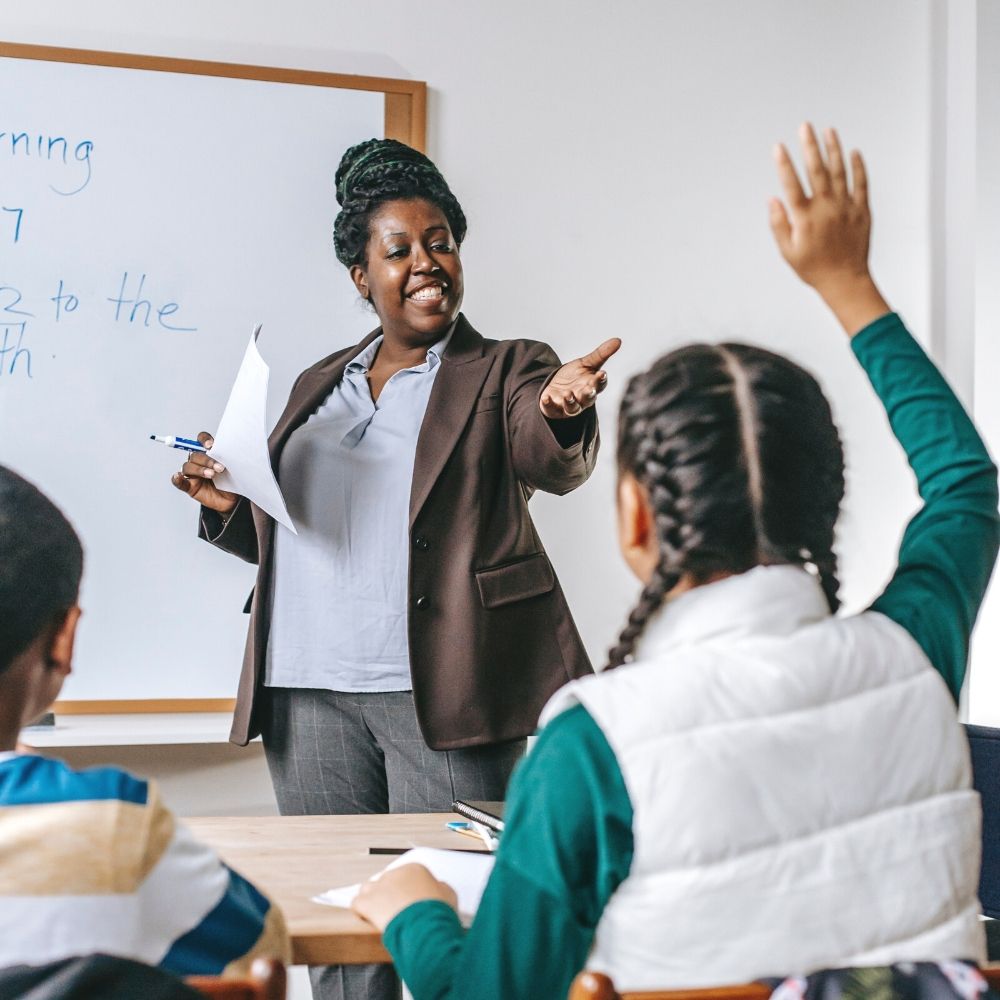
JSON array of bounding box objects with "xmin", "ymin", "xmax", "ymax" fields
[
  {"xmin": 383, "ymin": 703, "xmax": 634, "ymax": 1000},
  {"xmin": 854, "ymin": 313, "xmax": 1000, "ymax": 700}
]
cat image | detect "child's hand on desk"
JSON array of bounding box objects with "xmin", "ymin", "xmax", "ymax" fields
[{"xmin": 352, "ymin": 863, "xmax": 458, "ymax": 932}]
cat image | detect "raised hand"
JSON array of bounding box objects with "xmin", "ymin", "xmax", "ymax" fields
[
  {"xmin": 769, "ymin": 123, "xmax": 890, "ymax": 336},
  {"xmin": 170, "ymin": 431, "xmax": 240, "ymax": 515},
  {"xmin": 540, "ymin": 337, "xmax": 622, "ymax": 419}
]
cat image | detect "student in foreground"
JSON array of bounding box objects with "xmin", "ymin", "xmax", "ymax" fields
[
  {"xmin": 351, "ymin": 125, "xmax": 1000, "ymax": 997},
  {"xmin": 0, "ymin": 467, "xmax": 290, "ymax": 977}
]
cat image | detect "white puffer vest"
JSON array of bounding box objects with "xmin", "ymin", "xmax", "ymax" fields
[{"xmin": 541, "ymin": 566, "xmax": 983, "ymax": 990}]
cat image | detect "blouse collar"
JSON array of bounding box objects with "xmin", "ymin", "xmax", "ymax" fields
[{"xmin": 346, "ymin": 322, "xmax": 457, "ymax": 375}]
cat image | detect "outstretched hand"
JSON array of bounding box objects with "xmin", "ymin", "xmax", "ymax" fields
[
  {"xmin": 540, "ymin": 338, "xmax": 622, "ymax": 420},
  {"xmin": 769, "ymin": 123, "xmax": 890, "ymax": 336}
]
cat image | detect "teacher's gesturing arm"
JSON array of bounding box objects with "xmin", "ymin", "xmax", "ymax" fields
[
  {"xmin": 506, "ymin": 337, "xmax": 621, "ymax": 494},
  {"xmin": 540, "ymin": 337, "xmax": 621, "ymax": 419}
]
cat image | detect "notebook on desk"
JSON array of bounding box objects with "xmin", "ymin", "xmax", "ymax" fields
[{"xmin": 451, "ymin": 799, "xmax": 505, "ymax": 833}]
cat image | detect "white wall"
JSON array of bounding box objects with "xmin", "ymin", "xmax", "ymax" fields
[
  {"xmin": 969, "ymin": 0, "xmax": 1000, "ymax": 724},
  {"xmin": 3, "ymin": 5, "xmax": 979, "ymax": 997},
  {"xmin": 44, "ymin": 743, "xmax": 277, "ymax": 815},
  {"xmin": 5, "ymin": 0, "xmax": 948, "ymax": 687}
]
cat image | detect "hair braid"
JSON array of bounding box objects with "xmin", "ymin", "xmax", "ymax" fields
[
  {"xmin": 811, "ymin": 436, "xmax": 846, "ymax": 613},
  {"xmin": 725, "ymin": 342, "xmax": 846, "ymax": 613},
  {"xmin": 606, "ymin": 564, "xmax": 676, "ymax": 669},
  {"xmin": 606, "ymin": 432, "xmax": 688, "ymax": 668},
  {"xmin": 605, "ymin": 358, "xmax": 749, "ymax": 668},
  {"xmin": 787, "ymin": 451, "xmax": 845, "ymax": 614},
  {"xmin": 332, "ymin": 139, "xmax": 467, "ymax": 268},
  {"xmin": 812, "ymin": 547, "xmax": 842, "ymax": 614},
  {"xmin": 606, "ymin": 340, "xmax": 846, "ymax": 669}
]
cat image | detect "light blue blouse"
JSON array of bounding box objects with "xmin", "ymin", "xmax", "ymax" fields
[{"xmin": 264, "ymin": 328, "xmax": 453, "ymax": 692}]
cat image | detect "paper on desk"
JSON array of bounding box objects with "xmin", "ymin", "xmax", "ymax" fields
[
  {"xmin": 208, "ymin": 325, "xmax": 296, "ymax": 533},
  {"xmin": 313, "ymin": 847, "xmax": 495, "ymax": 924}
]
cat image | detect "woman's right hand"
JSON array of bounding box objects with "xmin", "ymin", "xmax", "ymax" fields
[
  {"xmin": 769, "ymin": 123, "xmax": 890, "ymax": 336},
  {"xmin": 170, "ymin": 432, "xmax": 240, "ymax": 515}
]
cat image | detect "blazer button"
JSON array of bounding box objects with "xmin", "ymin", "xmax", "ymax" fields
[
  {"xmin": 415, "ymin": 595, "xmax": 430, "ymax": 610},
  {"xmin": 414, "ymin": 536, "xmax": 430, "ymax": 551}
]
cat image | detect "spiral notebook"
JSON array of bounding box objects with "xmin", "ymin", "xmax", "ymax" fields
[{"xmin": 451, "ymin": 799, "xmax": 505, "ymax": 833}]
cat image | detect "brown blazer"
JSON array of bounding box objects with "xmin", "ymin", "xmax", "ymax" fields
[{"xmin": 202, "ymin": 314, "xmax": 599, "ymax": 750}]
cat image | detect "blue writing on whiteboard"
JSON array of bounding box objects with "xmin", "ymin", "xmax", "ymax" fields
[
  {"xmin": 0, "ymin": 286, "xmax": 34, "ymax": 319},
  {"xmin": 0, "ymin": 130, "xmax": 94, "ymax": 196},
  {"xmin": 50, "ymin": 280, "xmax": 80, "ymax": 322},
  {"xmin": 106, "ymin": 272, "xmax": 197, "ymax": 332},
  {"xmin": 0, "ymin": 324, "xmax": 31, "ymax": 377},
  {"xmin": 1, "ymin": 207, "xmax": 23, "ymax": 243}
]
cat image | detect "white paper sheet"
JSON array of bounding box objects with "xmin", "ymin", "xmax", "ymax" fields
[
  {"xmin": 208, "ymin": 325, "xmax": 296, "ymax": 533},
  {"xmin": 313, "ymin": 847, "xmax": 495, "ymax": 925}
]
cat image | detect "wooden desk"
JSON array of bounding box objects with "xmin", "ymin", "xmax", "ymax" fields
[{"xmin": 186, "ymin": 813, "xmax": 475, "ymax": 965}]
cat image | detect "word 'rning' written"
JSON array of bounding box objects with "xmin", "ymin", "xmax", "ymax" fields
[{"xmin": 0, "ymin": 128, "xmax": 94, "ymax": 196}]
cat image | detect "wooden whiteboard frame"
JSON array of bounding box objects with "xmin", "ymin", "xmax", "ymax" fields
[
  {"xmin": 0, "ymin": 42, "xmax": 426, "ymax": 151},
  {"xmin": 0, "ymin": 41, "xmax": 427, "ymax": 716}
]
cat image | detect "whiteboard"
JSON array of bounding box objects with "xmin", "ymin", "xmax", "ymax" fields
[{"xmin": 0, "ymin": 44, "xmax": 425, "ymax": 705}]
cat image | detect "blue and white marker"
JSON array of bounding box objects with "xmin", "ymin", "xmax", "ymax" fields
[{"xmin": 149, "ymin": 434, "xmax": 208, "ymax": 454}]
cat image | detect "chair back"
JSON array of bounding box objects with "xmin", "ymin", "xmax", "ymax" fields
[
  {"xmin": 966, "ymin": 724, "xmax": 1000, "ymax": 918},
  {"xmin": 570, "ymin": 968, "xmax": 1000, "ymax": 1000},
  {"xmin": 185, "ymin": 958, "xmax": 285, "ymax": 1000},
  {"xmin": 568, "ymin": 972, "xmax": 770, "ymax": 1000}
]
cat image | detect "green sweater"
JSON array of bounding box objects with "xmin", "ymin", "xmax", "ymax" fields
[{"xmin": 384, "ymin": 312, "xmax": 1000, "ymax": 1000}]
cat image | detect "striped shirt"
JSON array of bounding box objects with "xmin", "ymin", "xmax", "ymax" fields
[{"xmin": 0, "ymin": 753, "xmax": 289, "ymax": 977}]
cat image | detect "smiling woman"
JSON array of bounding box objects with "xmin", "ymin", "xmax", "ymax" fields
[
  {"xmin": 348, "ymin": 197, "xmax": 466, "ymax": 401},
  {"xmin": 170, "ymin": 138, "xmax": 619, "ymax": 1000}
]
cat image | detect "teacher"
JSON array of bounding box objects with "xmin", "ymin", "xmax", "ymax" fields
[{"xmin": 171, "ymin": 138, "xmax": 618, "ymax": 998}]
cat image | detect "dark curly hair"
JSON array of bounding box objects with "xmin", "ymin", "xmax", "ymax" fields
[
  {"xmin": 0, "ymin": 465, "xmax": 83, "ymax": 674},
  {"xmin": 333, "ymin": 138, "xmax": 467, "ymax": 268},
  {"xmin": 607, "ymin": 343, "xmax": 845, "ymax": 669}
]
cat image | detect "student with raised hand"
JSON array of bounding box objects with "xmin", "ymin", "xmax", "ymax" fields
[
  {"xmin": 350, "ymin": 124, "xmax": 1000, "ymax": 999},
  {"xmin": 0, "ymin": 466, "xmax": 290, "ymax": 978}
]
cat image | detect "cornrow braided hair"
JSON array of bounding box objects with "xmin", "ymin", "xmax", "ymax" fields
[
  {"xmin": 607, "ymin": 342, "xmax": 845, "ymax": 670},
  {"xmin": 332, "ymin": 138, "xmax": 467, "ymax": 268}
]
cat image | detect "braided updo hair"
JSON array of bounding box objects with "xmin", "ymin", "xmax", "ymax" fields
[
  {"xmin": 607, "ymin": 343, "xmax": 845, "ymax": 669},
  {"xmin": 333, "ymin": 138, "xmax": 467, "ymax": 268}
]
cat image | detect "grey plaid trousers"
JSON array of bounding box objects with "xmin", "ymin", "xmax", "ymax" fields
[{"xmin": 261, "ymin": 687, "xmax": 525, "ymax": 1000}]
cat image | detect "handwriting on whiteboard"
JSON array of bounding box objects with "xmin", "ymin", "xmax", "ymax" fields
[
  {"xmin": 1, "ymin": 122, "xmax": 200, "ymax": 379},
  {"xmin": 0, "ymin": 128, "xmax": 94, "ymax": 196},
  {"xmin": 0, "ymin": 274, "xmax": 198, "ymax": 379}
]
